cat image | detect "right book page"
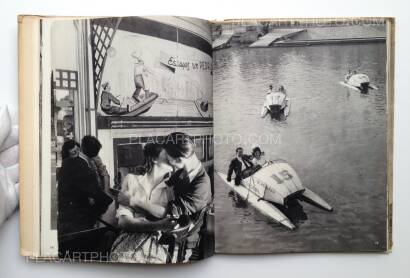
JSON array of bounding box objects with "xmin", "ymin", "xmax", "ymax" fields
[{"xmin": 212, "ymin": 18, "xmax": 393, "ymax": 254}]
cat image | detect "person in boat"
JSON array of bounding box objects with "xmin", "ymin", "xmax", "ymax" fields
[
  {"xmin": 100, "ymin": 82, "xmax": 128, "ymax": 115},
  {"xmin": 227, "ymin": 147, "xmax": 254, "ymax": 186},
  {"xmin": 62, "ymin": 115, "xmax": 74, "ymax": 140},
  {"xmin": 131, "ymin": 53, "xmax": 152, "ymax": 104},
  {"xmin": 265, "ymin": 85, "xmax": 287, "ymax": 113},
  {"xmin": 345, "ymin": 69, "xmax": 353, "ymax": 82},
  {"xmin": 251, "ymin": 146, "xmax": 268, "ymax": 167},
  {"xmin": 266, "ymin": 84, "xmax": 274, "ymax": 95},
  {"xmin": 111, "ymin": 143, "xmax": 176, "ymax": 263},
  {"xmin": 263, "ymin": 85, "xmax": 274, "ymax": 112}
]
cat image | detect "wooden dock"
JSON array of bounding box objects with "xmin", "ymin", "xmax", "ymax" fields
[
  {"xmin": 249, "ymin": 29, "xmax": 306, "ymax": 47},
  {"xmin": 212, "ymin": 31, "xmax": 234, "ymax": 50}
]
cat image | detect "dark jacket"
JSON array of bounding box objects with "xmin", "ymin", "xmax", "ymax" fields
[
  {"xmin": 227, "ymin": 155, "xmax": 253, "ymax": 185},
  {"xmin": 57, "ymin": 156, "xmax": 113, "ymax": 235},
  {"xmin": 166, "ymin": 166, "xmax": 212, "ymax": 217},
  {"xmin": 165, "ymin": 166, "xmax": 212, "ymax": 253}
]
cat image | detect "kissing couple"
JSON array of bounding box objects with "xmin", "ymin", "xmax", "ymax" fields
[{"xmin": 110, "ymin": 132, "xmax": 212, "ymax": 263}]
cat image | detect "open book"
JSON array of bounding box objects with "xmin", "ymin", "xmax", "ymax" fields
[{"xmin": 19, "ymin": 16, "xmax": 394, "ymax": 263}]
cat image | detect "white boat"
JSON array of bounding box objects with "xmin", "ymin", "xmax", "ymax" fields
[
  {"xmin": 340, "ymin": 73, "xmax": 378, "ymax": 93},
  {"xmin": 261, "ymin": 92, "xmax": 290, "ymax": 119},
  {"xmin": 216, "ymin": 160, "xmax": 333, "ymax": 230}
]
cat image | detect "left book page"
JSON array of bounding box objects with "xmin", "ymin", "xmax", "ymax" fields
[{"xmin": 19, "ymin": 15, "xmax": 214, "ymax": 263}]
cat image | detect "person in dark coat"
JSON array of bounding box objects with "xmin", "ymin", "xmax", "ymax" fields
[
  {"xmin": 163, "ymin": 132, "xmax": 212, "ymax": 217},
  {"xmin": 163, "ymin": 132, "xmax": 212, "ymax": 261},
  {"xmin": 100, "ymin": 82, "xmax": 128, "ymax": 115},
  {"xmin": 227, "ymin": 147, "xmax": 253, "ymax": 185},
  {"xmin": 57, "ymin": 136, "xmax": 113, "ymax": 235}
]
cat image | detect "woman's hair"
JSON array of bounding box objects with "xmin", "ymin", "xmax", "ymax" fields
[
  {"xmin": 163, "ymin": 132, "xmax": 194, "ymax": 158},
  {"xmin": 143, "ymin": 143, "xmax": 164, "ymax": 174},
  {"xmin": 252, "ymin": 147, "xmax": 262, "ymax": 156},
  {"xmin": 61, "ymin": 140, "xmax": 80, "ymax": 160}
]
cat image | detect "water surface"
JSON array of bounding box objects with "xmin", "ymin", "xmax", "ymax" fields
[{"xmin": 213, "ymin": 43, "xmax": 387, "ymax": 253}]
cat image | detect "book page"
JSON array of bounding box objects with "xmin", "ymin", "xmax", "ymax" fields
[
  {"xmin": 212, "ymin": 18, "xmax": 393, "ymax": 254},
  {"xmin": 38, "ymin": 16, "xmax": 214, "ymax": 263}
]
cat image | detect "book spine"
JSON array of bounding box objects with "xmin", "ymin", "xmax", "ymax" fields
[
  {"xmin": 18, "ymin": 15, "xmax": 41, "ymax": 258},
  {"xmin": 386, "ymin": 17, "xmax": 395, "ymax": 252}
]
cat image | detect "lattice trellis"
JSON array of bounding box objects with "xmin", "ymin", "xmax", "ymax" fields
[{"xmin": 90, "ymin": 17, "xmax": 121, "ymax": 102}]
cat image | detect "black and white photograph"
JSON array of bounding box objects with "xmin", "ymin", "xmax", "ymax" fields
[
  {"xmin": 212, "ymin": 18, "xmax": 391, "ymax": 253},
  {"xmin": 47, "ymin": 16, "xmax": 214, "ymax": 263},
  {"xmin": 4, "ymin": 0, "xmax": 410, "ymax": 278}
]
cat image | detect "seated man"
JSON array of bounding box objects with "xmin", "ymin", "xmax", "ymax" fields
[
  {"xmin": 227, "ymin": 147, "xmax": 253, "ymax": 185},
  {"xmin": 100, "ymin": 82, "xmax": 128, "ymax": 115}
]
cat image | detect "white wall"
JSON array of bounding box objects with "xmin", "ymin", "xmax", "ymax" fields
[{"xmin": 51, "ymin": 21, "xmax": 78, "ymax": 72}]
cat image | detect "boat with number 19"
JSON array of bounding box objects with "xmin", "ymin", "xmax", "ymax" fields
[{"xmin": 216, "ymin": 160, "xmax": 333, "ymax": 230}]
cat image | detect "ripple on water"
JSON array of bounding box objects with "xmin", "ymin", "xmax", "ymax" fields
[{"xmin": 214, "ymin": 43, "xmax": 388, "ymax": 253}]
